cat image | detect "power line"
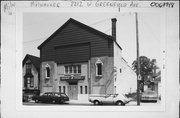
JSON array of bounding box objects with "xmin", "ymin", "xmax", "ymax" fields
[
  {"xmin": 89, "ymin": 15, "xmax": 118, "ymax": 26},
  {"xmin": 23, "ymin": 37, "xmax": 46, "ymax": 44},
  {"xmin": 104, "ymin": 28, "xmax": 111, "ymax": 34},
  {"xmin": 138, "ymin": 15, "xmax": 160, "ymax": 41},
  {"xmin": 89, "ymin": 17, "xmax": 111, "ymax": 26},
  {"xmin": 23, "ymin": 16, "xmax": 118, "ymax": 44}
]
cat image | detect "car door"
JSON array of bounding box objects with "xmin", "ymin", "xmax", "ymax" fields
[
  {"xmin": 39, "ymin": 93, "xmax": 48, "ymax": 103},
  {"xmin": 47, "ymin": 93, "xmax": 53, "ymax": 103},
  {"xmin": 103, "ymin": 95, "xmax": 114, "ymax": 104}
]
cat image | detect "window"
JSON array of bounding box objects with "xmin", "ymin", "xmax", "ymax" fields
[
  {"xmin": 77, "ymin": 65, "xmax": 81, "ymax": 73},
  {"xmin": 64, "ymin": 65, "xmax": 81, "ymax": 74},
  {"xmin": 69, "ymin": 65, "xmax": 73, "ymax": 73},
  {"xmin": 65, "ymin": 66, "xmax": 68, "ymax": 74},
  {"xmin": 45, "ymin": 66, "xmax": 50, "ymax": 78},
  {"xmin": 54, "ymin": 93, "xmax": 60, "ymax": 97},
  {"xmin": 30, "ymin": 78, "xmax": 34, "ymax": 87},
  {"xmin": 97, "ymin": 63, "xmax": 102, "ymax": 75},
  {"xmin": 120, "ymin": 68, "xmax": 122, "ymax": 73},
  {"xmin": 114, "ymin": 86, "xmax": 116, "ymax": 94},
  {"xmin": 27, "ymin": 77, "xmax": 30, "ymax": 87},
  {"xmin": 95, "ymin": 59, "xmax": 103, "ymax": 76},
  {"xmin": 43, "ymin": 93, "xmax": 49, "ymax": 96},
  {"xmin": 26, "ymin": 62, "xmax": 32, "ymax": 73},
  {"xmin": 24, "ymin": 78, "xmax": 27, "ymax": 88},
  {"xmin": 85, "ymin": 86, "xmax": 88, "ymax": 94},
  {"xmin": 73, "ymin": 65, "xmax": 77, "ymax": 73},
  {"xmin": 80, "ymin": 86, "xmax": 83, "ymax": 94},
  {"xmin": 63, "ymin": 86, "xmax": 66, "ymax": 93},
  {"xmin": 59, "ymin": 86, "xmax": 61, "ymax": 93}
]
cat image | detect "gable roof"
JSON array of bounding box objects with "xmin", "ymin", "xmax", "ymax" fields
[
  {"xmin": 37, "ymin": 18, "xmax": 122, "ymax": 50},
  {"xmin": 23, "ymin": 54, "xmax": 40, "ymax": 71}
]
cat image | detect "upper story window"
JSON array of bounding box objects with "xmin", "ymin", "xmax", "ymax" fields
[
  {"xmin": 95, "ymin": 58, "xmax": 103, "ymax": 76},
  {"xmin": 64, "ymin": 65, "xmax": 81, "ymax": 74},
  {"xmin": 26, "ymin": 61, "xmax": 32, "ymax": 74},
  {"xmin": 45, "ymin": 64, "xmax": 50, "ymax": 78}
]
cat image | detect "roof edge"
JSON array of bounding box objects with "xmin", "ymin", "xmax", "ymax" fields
[{"xmin": 37, "ymin": 18, "xmax": 122, "ymax": 50}]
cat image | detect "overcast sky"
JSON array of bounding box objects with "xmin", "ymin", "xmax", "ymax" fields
[{"xmin": 23, "ymin": 12, "xmax": 161, "ymax": 67}]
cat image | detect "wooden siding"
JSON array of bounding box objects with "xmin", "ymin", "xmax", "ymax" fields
[
  {"xmin": 55, "ymin": 43, "xmax": 90, "ymax": 64},
  {"xmin": 40, "ymin": 22, "xmax": 114, "ymax": 63}
]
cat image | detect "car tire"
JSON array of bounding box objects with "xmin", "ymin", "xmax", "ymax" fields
[
  {"xmin": 94, "ymin": 100, "xmax": 100, "ymax": 105},
  {"xmin": 60, "ymin": 100, "xmax": 64, "ymax": 104},
  {"xmin": 35, "ymin": 99, "xmax": 39, "ymax": 103},
  {"xmin": 116, "ymin": 101, "xmax": 125, "ymax": 106},
  {"xmin": 52, "ymin": 100, "xmax": 56, "ymax": 104}
]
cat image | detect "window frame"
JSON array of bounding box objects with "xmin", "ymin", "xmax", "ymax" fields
[
  {"xmin": 63, "ymin": 86, "xmax": 66, "ymax": 93},
  {"xmin": 95, "ymin": 59, "xmax": 103, "ymax": 76},
  {"xmin": 26, "ymin": 61, "xmax": 32, "ymax": 74},
  {"xmin": 85, "ymin": 86, "xmax": 88, "ymax": 94},
  {"xmin": 64, "ymin": 64, "xmax": 81, "ymax": 74},
  {"xmin": 80, "ymin": 86, "xmax": 83, "ymax": 94},
  {"xmin": 30, "ymin": 77, "xmax": 34, "ymax": 87},
  {"xmin": 45, "ymin": 64, "xmax": 50, "ymax": 78},
  {"xmin": 59, "ymin": 86, "xmax": 61, "ymax": 93}
]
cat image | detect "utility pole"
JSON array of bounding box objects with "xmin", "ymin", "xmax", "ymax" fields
[{"xmin": 135, "ymin": 12, "xmax": 141, "ymax": 106}]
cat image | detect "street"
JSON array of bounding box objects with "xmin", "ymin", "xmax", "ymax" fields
[{"xmin": 23, "ymin": 100, "xmax": 161, "ymax": 106}]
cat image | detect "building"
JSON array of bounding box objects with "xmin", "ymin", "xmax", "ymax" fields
[
  {"xmin": 114, "ymin": 58, "xmax": 137, "ymax": 94},
  {"xmin": 23, "ymin": 54, "xmax": 40, "ymax": 95},
  {"xmin": 37, "ymin": 18, "xmax": 137, "ymax": 100},
  {"xmin": 144, "ymin": 71, "xmax": 161, "ymax": 97}
]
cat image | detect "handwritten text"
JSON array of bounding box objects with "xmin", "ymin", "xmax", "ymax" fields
[{"xmin": 150, "ymin": 2, "xmax": 175, "ymax": 8}]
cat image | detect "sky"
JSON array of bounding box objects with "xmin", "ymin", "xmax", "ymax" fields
[{"xmin": 23, "ymin": 12, "xmax": 161, "ymax": 67}]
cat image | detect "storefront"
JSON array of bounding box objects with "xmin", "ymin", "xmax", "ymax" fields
[{"xmin": 58, "ymin": 63, "xmax": 89, "ymax": 100}]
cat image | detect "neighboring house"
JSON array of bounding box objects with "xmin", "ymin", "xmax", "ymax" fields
[
  {"xmin": 23, "ymin": 54, "xmax": 40, "ymax": 95},
  {"xmin": 114, "ymin": 58, "xmax": 137, "ymax": 94},
  {"xmin": 144, "ymin": 71, "xmax": 161, "ymax": 97},
  {"xmin": 37, "ymin": 18, "xmax": 137, "ymax": 100}
]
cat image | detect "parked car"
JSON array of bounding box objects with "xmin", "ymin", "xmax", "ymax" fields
[
  {"xmin": 32, "ymin": 92, "xmax": 69, "ymax": 104},
  {"xmin": 23, "ymin": 94, "xmax": 29, "ymax": 102},
  {"xmin": 89, "ymin": 94, "xmax": 132, "ymax": 105},
  {"xmin": 140, "ymin": 90, "xmax": 158, "ymax": 102}
]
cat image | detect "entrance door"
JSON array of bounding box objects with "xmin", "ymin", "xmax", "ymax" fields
[{"xmin": 68, "ymin": 85, "xmax": 78, "ymax": 100}]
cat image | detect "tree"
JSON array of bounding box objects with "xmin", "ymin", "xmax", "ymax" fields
[{"xmin": 132, "ymin": 56, "xmax": 156, "ymax": 92}]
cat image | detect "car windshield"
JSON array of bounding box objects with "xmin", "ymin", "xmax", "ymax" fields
[
  {"xmin": 60, "ymin": 93, "xmax": 67, "ymax": 97},
  {"xmin": 105, "ymin": 94, "xmax": 118, "ymax": 98},
  {"xmin": 54, "ymin": 93, "xmax": 60, "ymax": 97},
  {"xmin": 42, "ymin": 93, "xmax": 49, "ymax": 96}
]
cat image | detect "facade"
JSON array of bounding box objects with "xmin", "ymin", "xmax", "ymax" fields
[
  {"xmin": 114, "ymin": 58, "xmax": 137, "ymax": 94},
  {"xmin": 23, "ymin": 54, "xmax": 40, "ymax": 95},
  {"xmin": 38, "ymin": 18, "xmax": 137, "ymax": 100}
]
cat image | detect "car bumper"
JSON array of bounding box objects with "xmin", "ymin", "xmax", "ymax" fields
[
  {"xmin": 88, "ymin": 99, "xmax": 93, "ymax": 103},
  {"xmin": 141, "ymin": 97, "xmax": 157, "ymax": 101}
]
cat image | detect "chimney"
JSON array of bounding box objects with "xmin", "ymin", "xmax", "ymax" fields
[{"xmin": 111, "ymin": 18, "xmax": 117, "ymax": 41}]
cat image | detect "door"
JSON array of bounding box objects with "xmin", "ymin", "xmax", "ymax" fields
[
  {"xmin": 40, "ymin": 93, "xmax": 49, "ymax": 103},
  {"xmin": 103, "ymin": 95, "xmax": 114, "ymax": 104},
  {"xmin": 68, "ymin": 85, "xmax": 78, "ymax": 100}
]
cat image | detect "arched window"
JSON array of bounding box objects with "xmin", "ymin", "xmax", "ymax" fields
[
  {"xmin": 45, "ymin": 64, "xmax": 50, "ymax": 78},
  {"xmin": 95, "ymin": 58, "xmax": 103, "ymax": 76}
]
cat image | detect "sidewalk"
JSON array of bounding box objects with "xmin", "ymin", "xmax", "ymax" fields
[{"xmin": 68, "ymin": 100, "xmax": 92, "ymax": 105}]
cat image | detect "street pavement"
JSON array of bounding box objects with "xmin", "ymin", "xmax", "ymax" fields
[{"xmin": 23, "ymin": 100, "xmax": 161, "ymax": 106}]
